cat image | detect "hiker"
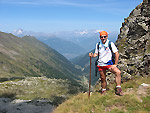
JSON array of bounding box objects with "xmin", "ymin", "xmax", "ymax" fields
[{"xmin": 89, "ymin": 31, "xmax": 123, "ymax": 96}]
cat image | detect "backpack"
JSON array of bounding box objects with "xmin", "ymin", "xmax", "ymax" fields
[
  {"xmin": 108, "ymin": 41, "xmax": 115, "ymax": 64},
  {"xmin": 95, "ymin": 41, "xmax": 115, "ymax": 76}
]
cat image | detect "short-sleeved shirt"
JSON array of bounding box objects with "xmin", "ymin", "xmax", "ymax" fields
[{"xmin": 95, "ymin": 39, "xmax": 118, "ymax": 66}]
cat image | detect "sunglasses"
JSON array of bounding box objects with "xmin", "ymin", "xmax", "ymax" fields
[{"xmin": 100, "ymin": 36, "xmax": 107, "ymax": 38}]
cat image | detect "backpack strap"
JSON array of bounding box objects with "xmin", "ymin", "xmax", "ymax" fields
[
  {"xmin": 97, "ymin": 42, "xmax": 100, "ymax": 59},
  {"xmin": 108, "ymin": 41, "xmax": 113, "ymax": 53},
  {"xmin": 108, "ymin": 41, "xmax": 115, "ymax": 64}
]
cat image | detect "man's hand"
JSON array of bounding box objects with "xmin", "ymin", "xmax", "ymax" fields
[
  {"xmin": 89, "ymin": 52, "xmax": 93, "ymax": 57},
  {"xmin": 109, "ymin": 65, "xmax": 117, "ymax": 71},
  {"xmin": 111, "ymin": 65, "xmax": 117, "ymax": 69}
]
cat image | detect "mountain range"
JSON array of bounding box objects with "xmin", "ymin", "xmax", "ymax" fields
[
  {"xmin": 0, "ymin": 31, "xmax": 83, "ymax": 86},
  {"xmin": 38, "ymin": 37, "xmax": 86, "ymax": 59},
  {"xmin": 12, "ymin": 29, "xmax": 118, "ymax": 59}
]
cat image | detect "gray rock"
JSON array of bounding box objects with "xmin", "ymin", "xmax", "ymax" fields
[
  {"xmin": 0, "ymin": 98, "xmax": 55, "ymax": 113},
  {"xmin": 116, "ymin": 0, "xmax": 150, "ymax": 80}
]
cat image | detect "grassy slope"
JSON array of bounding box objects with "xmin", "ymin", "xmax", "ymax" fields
[
  {"xmin": 0, "ymin": 31, "xmax": 87, "ymax": 106},
  {"xmin": 53, "ymin": 76, "xmax": 150, "ymax": 113},
  {"xmin": 0, "ymin": 77, "xmax": 81, "ymax": 106},
  {"xmin": 0, "ymin": 32, "xmax": 82, "ymax": 85}
]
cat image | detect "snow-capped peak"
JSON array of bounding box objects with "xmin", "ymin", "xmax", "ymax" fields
[
  {"xmin": 13, "ymin": 28, "xmax": 24, "ymax": 35},
  {"xmin": 75, "ymin": 30, "xmax": 88, "ymax": 35}
]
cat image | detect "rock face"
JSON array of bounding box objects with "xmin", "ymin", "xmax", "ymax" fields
[
  {"xmin": 116, "ymin": 0, "xmax": 150, "ymax": 80},
  {"xmin": 0, "ymin": 98, "xmax": 55, "ymax": 113}
]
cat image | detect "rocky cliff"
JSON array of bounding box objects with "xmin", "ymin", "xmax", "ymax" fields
[{"xmin": 116, "ymin": 0, "xmax": 150, "ymax": 80}]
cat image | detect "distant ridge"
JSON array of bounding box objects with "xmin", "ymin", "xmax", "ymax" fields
[
  {"xmin": 0, "ymin": 31, "xmax": 82, "ymax": 85},
  {"xmin": 39, "ymin": 37, "xmax": 86, "ymax": 59}
]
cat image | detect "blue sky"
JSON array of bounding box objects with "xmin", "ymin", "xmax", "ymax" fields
[{"xmin": 0, "ymin": 0, "xmax": 143, "ymax": 33}]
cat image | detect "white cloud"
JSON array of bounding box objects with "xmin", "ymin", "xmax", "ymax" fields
[
  {"xmin": 94, "ymin": 30, "xmax": 101, "ymax": 33},
  {"xmin": 1, "ymin": 0, "xmax": 110, "ymax": 7},
  {"xmin": 76, "ymin": 30, "xmax": 88, "ymax": 35}
]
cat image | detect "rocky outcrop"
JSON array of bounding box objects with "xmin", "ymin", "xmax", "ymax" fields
[
  {"xmin": 116, "ymin": 0, "xmax": 150, "ymax": 80},
  {"xmin": 0, "ymin": 98, "xmax": 55, "ymax": 113}
]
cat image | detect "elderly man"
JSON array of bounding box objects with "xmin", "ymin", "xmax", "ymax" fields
[{"xmin": 89, "ymin": 31, "xmax": 123, "ymax": 95}]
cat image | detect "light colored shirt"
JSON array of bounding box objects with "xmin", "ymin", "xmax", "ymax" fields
[{"xmin": 95, "ymin": 39, "xmax": 118, "ymax": 66}]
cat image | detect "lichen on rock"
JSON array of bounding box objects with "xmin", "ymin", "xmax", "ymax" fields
[{"xmin": 115, "ymin": 0, "xmax": 150, "ymax": 80}]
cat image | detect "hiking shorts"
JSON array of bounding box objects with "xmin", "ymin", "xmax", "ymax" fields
[{"xmin": 97, "ymin": 65, "xmax": 111, "ymax": 71}]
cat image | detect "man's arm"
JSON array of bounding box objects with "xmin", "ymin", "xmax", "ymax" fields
[{"xmin": 114, "ymin": 51, "xmax": 119, "ymax": 65}]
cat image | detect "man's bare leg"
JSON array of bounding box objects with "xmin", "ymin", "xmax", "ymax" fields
[
  {"xmin": 108, "ymin": 66, "xmax": 121, "ymax": 86},
  {"xmin": 109, "ymin": 66, "xmax": 123, "ymax": 95},
  {"xmin": 99, "ymin": 70, "xmax": 107, "ymax": 93}
]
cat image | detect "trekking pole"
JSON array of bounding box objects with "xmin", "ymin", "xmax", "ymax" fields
[{"xmin": 88, "ymin": 56, "xmax": 92, "ymax": 99}]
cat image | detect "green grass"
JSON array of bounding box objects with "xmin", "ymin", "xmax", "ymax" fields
[
  {"xmin": 53, "ymin": 76, "xmax": 150, "ymax": 113},
  {"xmin": 0, "ymin": 77, "xmax": 81, "ymax": 106},
  {"xmin": 0, "ymin": 32, "xmax": 83, "ymax": 87}
]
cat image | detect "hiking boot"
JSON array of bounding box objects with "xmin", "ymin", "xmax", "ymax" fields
[
  {"xmin": 101, "ymin": 90, "xmax": 106, "ymax": 95},
  {"xmin": 115, "ymin": 87, "xmax": 123, "ymax": 96}
]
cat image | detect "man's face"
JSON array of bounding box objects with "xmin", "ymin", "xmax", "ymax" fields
[{"xmin": 100, "ymin": 35, "xmax": 108, "ymax": 44}]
